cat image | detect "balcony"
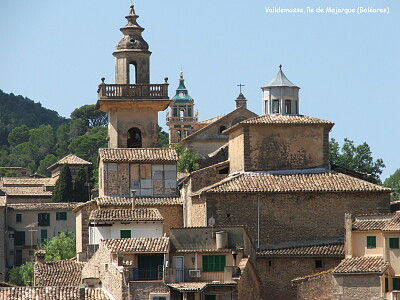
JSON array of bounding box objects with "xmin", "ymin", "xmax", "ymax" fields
[
  {"xmin": 98, "ymin": 83, "xmax": 169, "ymax": 100},
  {"xmin": 166, "ymin": 116, "xmax": 198, "ymax": 123},
  {"xmin": 128, "ymin": 266, "xmax": 163, "ymax": 281},
  {"xmin": 165, "ymin": 266, "xmax": 240, "ymax": 283}
]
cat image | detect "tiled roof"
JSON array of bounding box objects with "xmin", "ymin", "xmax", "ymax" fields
[
  {"xmin": 89, "ymin": 208, "xmax": 163, "ymax": 222},
  {"xmin": 0, "ymin": 196, "xmax": 5, "ymax": 207},
  {"xmin": 198, "ymin": 114, "xmax": 226, "ymax": 125},
  {"xmin": 0, "ymin": 186, "xmax": 52, "ymax": 196},
  {"xmin": 98, "ymin": 148, "xmax": 178, "ymax": 162},
  {"xmin": 8, "ymin": 203, "xmax": 79, "ymax": 211},
  {"xmin": 167, "ymin": 281, "xmax": 236, "ymax": 292},
  {"xmin": 48, "ymin": 154, "xmax": 92, "ymax": 170},
  {"xmin": 102, "ymin": 237, "xmax": 169, "ymax": 253},
  {"xmin": 0, "ymin": 287, "xmax": 110, "ymax": 300},
  {"xmin": 34, "ymin": 258, "xmax": 84, "ymax": 287},
  {"xmin": 292, "ymin": 268, "xmax": 334, "ymax": 283},
  {"xmin": 352, "ymin": 212, "xmax": 400, "ymax": 232},
  {"xmin": 96, "ymin": 196, "xmax": 182, "ymax": 207},
  {"xmin": 333, "ymin": 256, "xmax": 389, "ymax": 274},
  {"xmin": 1, "ymin": 177, "xmax": 57, "ymax": 187},
  {"xmin": 257, "ymin": 243, "xmax": 344, "ymax": 257},
  {"xmin": 239, "ymin": 115, "xmax": 334, "ymax": 126},
  {"xmin": 198, "ymin": 172, "xmax": 390, "ymax": 194}
]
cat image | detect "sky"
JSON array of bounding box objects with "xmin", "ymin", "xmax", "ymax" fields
[{"xmin": 0, "ymin": 0, "xmax": 399, "ymax": 180}]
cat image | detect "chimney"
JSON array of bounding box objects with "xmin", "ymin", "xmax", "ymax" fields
[
  {"xmin": 344, "ymin": 213, "xmax": 353, "ymax": 258},
  {"xmin": 79, "ymin": 284, "xmax": 86, "ymax": 300},
  {"xmin": 35, "ymin": 250, "xmax": 46, "ymax": 264}
]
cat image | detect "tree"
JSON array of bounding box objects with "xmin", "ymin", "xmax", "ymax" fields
[
  {"xmin": 37, "ymin": 154, "xmax": 58, "ymax": 177},
  {"xmin": 70, "ymin": 104, "xmax": 107, "ymax": 128},
  {"xmin": 157, "ymin": 126, "xmax": 169, "ymax": 148},
  {"xmin": 73, "ymin": 168, "xmax": 89, "ymax": 202},
  {"xmin": 51, "ymin": 164, "xmax": 73, "ymax": 203},
  {"xmin": 175, "ymin": 145, "xmax": 201, "ymax": 173},
  {"xmin": 330, "ymin": 138, "xmax": 385, "ymax": 183},
  {"xmin": 37, "ymin": 232, "xmax": 76, "ymax": 262},
  {"xmin": 8, "ymin": 125, "xmax": 30, "ymax": 148},
  {"xmin": 8, "ymin": 262, "xmax": 33, "ymax": 286},
  {"xmin": 384, "ymin": 169, "xmax": 400, "ymax": 201}
]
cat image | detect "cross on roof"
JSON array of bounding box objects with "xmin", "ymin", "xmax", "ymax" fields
[{"xmin": 237, "ymin": 83, "xmax": 245, "ymax": 93}]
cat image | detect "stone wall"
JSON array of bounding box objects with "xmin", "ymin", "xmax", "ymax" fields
[
  {"xmin": 204, "ymin": 191, "xmax": 390, "ymax": 248},
  {"xmin": 257, "ymin": 257, "xmax": 340, "ymax": 300},
  {"xmin": 129, "ymin": 281, "xmax": 169, "ymax": 300},
  {"xmin": 237, "ymin": 258, "xmax": 262, "ymax": 300},
  {"xmin": 295, "ymin": 270, "xmax": 334, "ymax": 300},
  {"xmin": 0, "ymin": 205, "xmax": 5, "ymax": 281},
  {"xmin": 139, "ymin": 205, "xmax": 183, "ymax": 236},
  {"xmin": 333, "ymin": 274, "xmax": 382, "ymax": 300}
]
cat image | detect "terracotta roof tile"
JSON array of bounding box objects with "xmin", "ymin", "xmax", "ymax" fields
[
  {"xmin": 239, "ymin": 114, "xmax": 334, "ymax": 126},
  {"xmin": 292, "ymin": 268, "xmax": 334, "ymax": 283},
  {"xmin": 199, "ymin": 172, "xmax": 390, "ymax": 194},
  {"xmin": 0, "ymin": 287, "xmax": 110, "ymax": 300},
  {"xmin": 0, "ymin": 196, "xmax": 5, "ymax": 207},
  {"xmin": 1, "ymin": 177, "xmax": 57, "ymax": 187},
  {"xmin": 167, "ymin": 281, "xmax": 236, "ymax": 292},
  {"xmin": 89, "ymin": 208, "xmax": 163, "ymax": 222},
  {"xmin": 352, "ymin": 212, "xmax": 400, "ymax": 232},
  {"xmin": 102, "ymin": 237, "xmax": 169, "ymax": 253},
  {"xmin": 48, "ymin": 154, "xmax": 92, "ymax": 170},
  {"xmin": 34, "ymin": 258, "xmax": 84, "ymax": 287},
  {"xmin": 8, "ymin": 203, "xmax": 79, "ymax": 211},
  {"xmin": 96, "ymin": 196, "xmax": 182, "ymax": 207},
  {"xmin": 198, "ymin": 114, "xmax": 226, "ymax": 125},
  {"xmin": 1, "ymin": 186, "xmax": 52, "ymax": 196},
  {"xmin": 333, "ymin": 256, "xmax": 389, "ymax": 274},
  {"xmin": 98, "ymin": 148, "xmax": 178, "ymax": 163},
  {"xmin": 257, "ymin": 243, "xmax": 344, "ymax": 257}
]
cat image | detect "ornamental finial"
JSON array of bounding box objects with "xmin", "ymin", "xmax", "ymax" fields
[{"xmin": 279, "ymin": 64, "xmax": 282, "ymax": 70}]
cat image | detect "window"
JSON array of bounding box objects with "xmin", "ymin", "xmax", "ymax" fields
[
  {"xmin": 127, "ymin": 127, "xmax": 142, "ymax": 148},
  {"xmin": 205, "ymin": 295, "xmax": 216, "ymax": 300},
  {"xmin": 315, "ymin": 260, "xmax": 323, "ymax": 268},
  {"xmin": 38, "ymin": 213, "xmax": 50, "ymax": 226},
  {"xmin": 41, "ymin": 229, "xmax": 47, "ymax": 243},
  {"xmin": 385, "ymin": 277, "xmax": 389, "ymax": 292},
  {"xmin": 272, "ymin": 100, "xmax": 280, "ymax": 113},
  {"xmin": 367, "ymin": 236, "xmax": 376, "ymax": 249},
  {"xmin": 285, "ymin": 100, "xmax": 291, "ymax": 114},
  {"xmin": 16, "ymin": 214, "xmax": 22, "ymax": 223},
  {"xmin": 56, "ymin": 212, "xmax": 67, "ymax": 221},
  {"xmin": 390, "ymin": 238, "xmax": 400, "ymax": 249},
  {"xmin": 218, "ymin": 125, "xmax": 226, "ymax": 134},
  {"xmin": 152, "ymin": 297, "xmax": 167, "ymax": 300},
  {"xmin": 202, "ymin": 255, "xmax": 226, "ymax": 272},
  {"xmin": 14, "ymin": 231, "xmax": 25, "ymax": 246},
  {"xmin": 120, "ymin": 230, "xmax": 131, "ymax": 238},
  {"xmin": 393, "ymin": 278, "xmax": 400, "ymax": 290}
]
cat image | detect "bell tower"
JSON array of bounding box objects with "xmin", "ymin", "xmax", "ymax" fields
[
  {"xmin": 166, "ymin": 72, "xmax": 198, "ymax": 144},
  {"xmin": 261, "ymin": 65, "xmax": 300, "ymax": 115},
  {"xmin": 96, "ymin": 5, "xmax": 171, "ymax": 149}
]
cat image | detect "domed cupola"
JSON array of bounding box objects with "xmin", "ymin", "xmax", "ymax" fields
[{"xmin": 261, "ymin": 65, "xmax": 300, "ymax": 115}]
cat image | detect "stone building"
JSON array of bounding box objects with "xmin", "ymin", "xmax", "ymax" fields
[{"xmin": 47, "ymin": 154, "xmax": 92, "ymax": 182}]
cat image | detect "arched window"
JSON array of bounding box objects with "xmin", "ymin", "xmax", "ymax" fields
[
  {"xmin": 127, "ymin": 128, "xmax": 142, "ymax": 148},
  {"xmin": 177, "ymin": 130, "xmax": 182, "ymax": 142},
  {"xmin": 180, "ymin": 109, "xmax": 185, "ymax": 118},
  {"xmin": 129, "ymin": 62, "xmax": 137, "ymax": 84},
  {"xmin": 218, "ymin": 125, "xmax": 226, "ymax": 134}
]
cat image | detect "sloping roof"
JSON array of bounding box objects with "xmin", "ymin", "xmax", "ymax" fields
[
  {"xmin": 196, "ymin": 172, "xmax": 390, "ymax": 195},
  {"xmin": 8, "ymin": 203, "xmax": 79, "ymax": 211},
  {"xmin": 239, "ymin": 114, "xmax": 334, "ymax": 126},
  {"xmin": 264, "ymin": 67, "xmax": 298, "ymax": 88},
  {"xmin": 34, "ymin": 258, "xmax": 84, "ymax": 287},
  {"xmin": 353, "ymin": 212, "xmax": 400, "ymax": 232},
  {"xmin": 0, "ymin": 186, "xmax": 52, "ymax": 197},
  {"xmin": 48, "ymin": 154, "xmax": 92, "ymax": 170},
  {"xmin": 333, "ymin": 256, "xmax": 389, "ymax": 274},
  {"xmin": 0, "ymin": 287, "xmax": 110, "ymax": 300},
  {"xmin": 98, "ymin": 148, "xmax": 178, "ymax": 162},
  {"xmin": 102, "ymin": 237, "xmax": 169, "ymax": 253},
  {"xmin": 1, "ymin": 177, "xmax": 57, "ymax": 187},
  {"xmin": 89, "ymin": 208, "xmax": 163, "ymax": 222},
  {"xmin": 257, "ymin": 243, "xmax": 344, "ymax": 257},
  {"xmin": 167, "ymin": 281, "xmax": 236, "ymax": 292},
  {"xmin": 96, "ymin": 196, "xmax": 182, "ymax": 207},
  {"xmin": 292, "ymin": 268, "xmax": 334, "ymax": 283},
  {"xmin": 198, "ymin": 114, "xmax": 226, "ymax": 125}
]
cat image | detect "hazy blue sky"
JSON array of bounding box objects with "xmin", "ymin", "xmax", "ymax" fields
[{"xmin": 0, "ymin": 0, "xmax": 399, "ymax": 180}]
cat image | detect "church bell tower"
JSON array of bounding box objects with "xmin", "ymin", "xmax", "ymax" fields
[{"xmin": 96, "ymin": 5, "xmax": 171, "ymax": 148}]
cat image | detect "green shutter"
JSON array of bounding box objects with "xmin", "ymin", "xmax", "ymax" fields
[
  {"xmin": 367, "ymin": 236, "xmax": 376, "ymax": 249},
  {"xmin": 16, "ymin": 214, "xmax": 22, "ymax": 223},
  {"xmin": 205, "ymin": 295, "xmax": 216, "ymax": 300},
  {"xmin": 393, "ymin": 278, "xmax": 400, "ymax": 290},
  {"xmin": 14, "ymin": 231, "xmax": 25, "ymax": 246},
  {"xmin": 202, "ymin": 255, "xmax": 226, "ymax": 272},
  {"xmin": 120, "ymin": 230, "xmax": 131, "ymax": 238},
  {"xmin": 41, "ymin": 229, "xmax": 47, "ymax": 242},
  {"xmin": 56, "ymin": 212, "xmax": 67, "ymax": 221},
  {"xmin": 385, "ymin": 277, "xmax": 389, "ymax": 292},
  {"xmin": 389, "ymin": 238, "xmax": 399, "ymax": 249}
]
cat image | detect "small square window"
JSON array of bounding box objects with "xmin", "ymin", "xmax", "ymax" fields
[
  {"xmin": 120, "ymin": 230, "xmax": 131, "ymax": 238},
  {"xmin": 38, "ymin": 213, "xmax": 50, "ymax": 226},
  {"xmin": 315, "ymin": 260, "xmax": 323, "ymax": 268},
  {"xmin": 367, "ymin": 236, "xmax": 376, "ymax": 249},
  {"xmin": 16, "ymin": 214, "xmax": 22, "ymax": 223},
  {"xmin": 390, "ymin": 238, "xmax": 400, "ymax": 249},
  {"xmin": 56, "ymin": 212, "xmax": 67, "ymax": 221}
]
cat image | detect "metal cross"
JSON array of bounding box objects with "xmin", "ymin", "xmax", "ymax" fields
[{"xmin": 237, "ymin": 83, "xmax": 245, "ymax": 93}]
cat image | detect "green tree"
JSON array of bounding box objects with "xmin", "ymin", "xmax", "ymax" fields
[
  {"xmin": 8, "ymin": 262, "xmax": 33, "ymax": 286},
  {"xmin": 70, "ymin": 104, "xmax": 107, "ymax": 128},
  {"xmin": 51, "ymin": 164, "xmax": 73, "ymax": 203},
  {"xmin": 37, "ymin": 232, "xmax": 76, "ymax": 262},
  {"xmin": 330, "ymin": 138, "xmax": 385, "ymax": 183},
  {"xmin": 73, "ymin": 168, "xmax": 89, "ymax": 202},
  {"xmin": 157, "ymin": 126, "xmax": 169, "ymax": 148},
  {"xmin": 8, "ymin": 125, "xmax": 30, "ymax": 148},
  {"xmin": 384, "ymin": 169, "xmax": 400, "ymax": 201},
  {"xmin": 37, "ymin": 154, "xmax": 59, "ymax": 177},
  {"xmin": 175, "ymin": 145, "xmax": 201, "ymax": 173}
]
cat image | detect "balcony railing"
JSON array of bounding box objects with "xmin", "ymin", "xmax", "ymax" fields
[
  {"xmin": 129, "ymin": 266, "xmax": 163, "ymax": 281},
  {"xmin": 166, "ymin": 116, "xmax": 198, "ymax": 123},
  {"xmin": 98, "ymin": 83, "xmax": 169, "ymax": 100}
]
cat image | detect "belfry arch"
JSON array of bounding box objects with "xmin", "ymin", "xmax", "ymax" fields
[{"xmin": 127, "ymin": 127, "xmax": 142, "ymax": 148}]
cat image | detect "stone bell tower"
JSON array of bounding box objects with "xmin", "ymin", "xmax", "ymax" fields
[
  {"xmin": 96, "ymin": 5, "xmax": 171, "ymax": 148},
  {"xmin": 261, "ymin": 65, "xmax": 300, "ymax": 115}
]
